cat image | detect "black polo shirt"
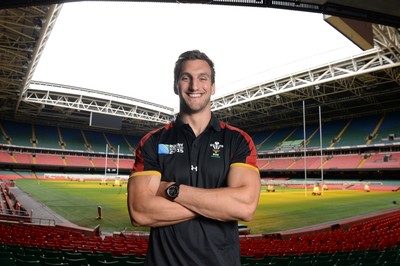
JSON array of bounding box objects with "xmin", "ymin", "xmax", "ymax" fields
[{"xmin": 131, "ymin": 113, "xmax": 258, "ymax": 266}]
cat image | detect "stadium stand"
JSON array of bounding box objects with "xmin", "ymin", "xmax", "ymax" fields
[
  {"xmin": 2, "ymin": 112, "xmax": 399, "ymax": 176},
  {"xmin": 64, "ymin": 155, "xmax": 92, "ymax": 167},
  {"xmin": 361, "ymin": 152, "xmax": 400, "ymax": 169},
  {"xmin": 1, "ymin": 2, "xmax": 399, "ymax": 264},
  {"xmin": 104, "ymin": 133, "xmax": 132, "ymax": 155},
  {"xmin": 370, "ymin": 111, "xmax": 400, "ymax": 145},
  {"xmin": 258, "ymin": 127, "xmax": 294, "ymax": 151},
  {"xmin": 33, "ymin": 124, "xmax": 61, "ymax": 149},
  {"xmin": 12, "ymin": 153, "xmax": 34, "ymax": 165},
  {"xmin": 58, "ymin": 127, "xmax": 87, "ymax": 151},
  {"xmin": 0, "ymin": 151, "xmax": 15, "ymax": 164},
  {"xmin": 315, "ymin": 120, "xmax": 348, "ymax": 148},
  {"xmin": 1, "ymin": 120, "xmax": 33, "ymax": 148},
  {"xmin": 83, "ymin": 130, "xmax": 109, "ymax": 153},
  {"xmin": 0, "ymin": 208, "xmax": 399, "ymax": 265},
  {"xmin": 337, "ymin": 115, "xmax": 382, "ymax": 147},
  {"xmin": 2, "ymin": 131, "xmax": 397, "ymax": 265},
  {"xmin": 288, "ymin": 156, "xmax": 325, "ymax": 170},
  {"xmin": 35, "ymin": 154, "xmax": 65, "ymax": 166},
  {"xmin": 323, "ymin": 154, "xmax": 363, "ymax": 169}
]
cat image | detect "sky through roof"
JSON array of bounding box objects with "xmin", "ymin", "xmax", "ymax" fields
[{"xmin": 32, "ymin": 2, "xmax": 362, "ymax": 112}]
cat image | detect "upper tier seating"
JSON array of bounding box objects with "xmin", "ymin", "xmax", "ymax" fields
[
  {"xmin": 33, "ymin": 124, "xmax": 61, "ymax": 149},
  {"xmin": 370, "ymin": 111, "xmax": 400, "ymax": 145},
  {"xmin": 336, "ymin": 114, "xmax": 382, "ymax": 147},
  {"xmin": 1, "ymin": 120, "xmax": 32, "ymax": 147}
]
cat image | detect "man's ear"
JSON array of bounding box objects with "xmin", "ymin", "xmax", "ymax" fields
[
  {"xmin": 174, "ymin": 83, "xmax": 179, "ymax": 95},
  {"xmin": 211, "ymin": 83, "xmax": 216, "ymax": 95}
]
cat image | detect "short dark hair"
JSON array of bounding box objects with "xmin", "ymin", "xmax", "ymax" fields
[{"xmin": 173, "ymin": 50, "xmax": 215, "ymax": 92}]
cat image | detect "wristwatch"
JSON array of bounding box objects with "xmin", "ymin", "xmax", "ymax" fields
[{"xmin": 166, "ymin": 183, "xmax": 180, "ymax": 200}]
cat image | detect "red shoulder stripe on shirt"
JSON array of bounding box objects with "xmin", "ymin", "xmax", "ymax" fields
[
  {"xmin": 219, "ymin": 121, "xmax": 258, "ymax": 168},
  {"xmin": 131, "ymin": 122, "xmax": 174, "ymax": 174}
]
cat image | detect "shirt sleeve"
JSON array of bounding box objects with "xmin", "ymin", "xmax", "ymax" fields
[
  {"xmin": 130, "ymin": 131, "xmax": 162, "ymax": 177},
  {"xmin": 230, "ymin": 129, "xmax": 259, "ymax": 171}
]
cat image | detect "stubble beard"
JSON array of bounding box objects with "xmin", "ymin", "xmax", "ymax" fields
[{"xmin": 179, "ymin": 95, "xmax": 211, "ymax": 115}]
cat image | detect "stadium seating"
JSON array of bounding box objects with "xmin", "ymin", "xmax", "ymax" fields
[
  {"xmin": 361, "ymin": 153, "xmax": 400, "ymax": 169},
  {"xmin": 323, "ymin": 154, "xmax": 363, "ymax": 169},
  {"xmin": 287, "ymin": 156, "xmax": 324, "ymax": 170},
  {"xmin": 33, "ymin": 125, "xmax": 61, "ymax": 149},
  {"xmin": 0, "ymin": 151, "xmax": 15, "ymax": 164},
  {"xmin": 12, "ymin": 153, "xmax": 34, "ymax": 165},
  {"xmin": 58, "ymin": 127, "xmax": 86, "ymax": 151},
  {"xmin": 337, "ymin": 115, "xmax": 382, "ymax": 147},
  {"xmin": 64, "ymin": 156, "xmax": 92, "ymax": 167},
  {"xmin": 0, "ymin": 196, "xmax": 399, "ymax": 265},
  {"xmin": 370, "ymin": 111, "xmax": 400, "ymax": 145},
  {"xmin": 34, "ymin": 154, "xmax": 65, "ymax": 166},
  {"xmin": 1, "ymin": 113, "xmax": 400, "ymax": 265},
  {"xmin": 2, "ymin": 113, "xmax": 400, "ymax": 175},
  {"xmin": 1, "ymin": 120, "xmax": 33, "ymax": 147}
]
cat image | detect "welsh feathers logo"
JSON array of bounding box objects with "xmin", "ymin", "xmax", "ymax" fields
[{"xmin": 210, "ymin": 141, "xmax": 223, "ymax": 158}]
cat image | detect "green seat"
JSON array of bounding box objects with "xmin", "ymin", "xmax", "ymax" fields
[
  {"xmin": 270, "ymin": 257, "xmax": 292, "ymax": 266},
  {"xmin": 382, "ymin": 261, "xmax": 400, "ymax": 266},
  {"xmin": 24, "ymin": 247, "xmax": 43, "ymax": 258},
  {"xmin": 63, "ymin": 258, "xmax": 88, "ymax": 266},
  {"xmin": 64, "ymin": 252, "xmax": 85, "ymax": 260},
  {"xmin": 85, "ymin": 253, "xmax": 105, "ymax": 265},
  {"xmin": 15, "ymin": 254, "xmax": 37, "ymax": 262},
  {"xmin": 0, "ymin": 257, "xmax": 16, "ymax": 266},
  {"xmin": 95, "ymin": 251, "xmax": 113, "ymax": 260},
  {"xmin": 15, "ymin": 258, "xmax": 41, "ymax": 266},
  {"xmin": 39, "ymin": 256, "xmax": 63, "ymax": 264},
  {"xmin": 288, "ymin": 261, "xmax": 312, "ymax": 266},
  {"xmin": 108, "ymin": 256, "xmax": 129, "ymax": 264},
  {"xmin": 42, "ymin": 249, "xmax": 63, "ymax": 259},
  {"xmin": 0, "ymin": 251, "xmax": 15, "ymax": 259},
  {"xmin": 6, "ymin": 246, "xmax": 24, "ymax": 256},
  {"xmin": 125, "ymin": 261, "xmax": 145, "ymax": 265},
  {"xmin": 312, "ymin": 260, "xmax": 336, "ymax": 266},
  {"xmin": 96, "ymin": 261, "xmax": 120, "ymax": 265},
  {"xmin": 42, "ymin": 263, "xmax": 70, "ymax": 266}
]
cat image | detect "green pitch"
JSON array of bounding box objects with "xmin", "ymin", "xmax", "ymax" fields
[{"xmin": 15, "ymin": 179, "xmax": 400, "ymax": 234}]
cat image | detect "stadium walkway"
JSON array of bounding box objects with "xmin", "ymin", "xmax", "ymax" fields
[{"xmin": 10, "ymin": 186, "xmax": 76, "ymax": 226}]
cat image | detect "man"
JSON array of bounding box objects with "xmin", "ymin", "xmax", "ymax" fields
[{"xmin": 128, "ymin": 50, "xmax": 261, "ymax": 265}]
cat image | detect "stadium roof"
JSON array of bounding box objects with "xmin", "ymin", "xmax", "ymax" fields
[{"xmin": 0, "ymin": 1, "xmax": 399, "ymax": 136}]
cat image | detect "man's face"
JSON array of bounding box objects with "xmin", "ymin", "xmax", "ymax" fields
[{"xmin": 176, "ymin": 59, "xmax": 215, "ymax": 114}]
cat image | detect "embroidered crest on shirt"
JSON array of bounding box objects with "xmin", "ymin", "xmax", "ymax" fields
[
  {"xmin": 158, "ymin": 143, "xmax": 184, "ymax": 154},
  {"xmin": 210, "ymin": 141, "xmax": 223, "ymax": 158}
]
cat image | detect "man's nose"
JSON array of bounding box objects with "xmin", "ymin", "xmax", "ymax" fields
[{"xmin": 189, "ymin": 79, "xmax": 200, "ymax": 90}]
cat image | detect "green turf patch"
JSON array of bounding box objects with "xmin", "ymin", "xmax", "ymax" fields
[
  {"xmin": 15, "ymin": 179, "xmax": 148, "ymax": 233},
  {"xmin": 15, "ymin": 179, "xmax": 400, "ymax": 234},
  {"xmin": 244, "ymin": 188, "xmax": 400, "ymax": 234}
]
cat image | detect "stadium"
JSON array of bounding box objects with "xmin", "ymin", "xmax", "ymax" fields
[{"xmin": 0, "ymin": 0, "xmax": 400, "ymax": 265}]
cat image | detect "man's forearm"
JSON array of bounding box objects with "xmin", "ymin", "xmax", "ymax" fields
[
  {"xmin": 129, "ymin": 194, "xmax": 197, "ymax": 227},
  {"xmin": 175, "ymin": 184, "xmax": 258, "ymax": 222}
]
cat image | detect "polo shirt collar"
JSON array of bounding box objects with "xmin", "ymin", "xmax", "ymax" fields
[{"xmin": 174, "ymin": 112, "xmax": 221, "ymax": 132}]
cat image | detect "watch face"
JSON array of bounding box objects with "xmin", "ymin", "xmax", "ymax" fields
[{"xmin": 167, "ymin": 184, "xmax": 179, "ymax": 199}]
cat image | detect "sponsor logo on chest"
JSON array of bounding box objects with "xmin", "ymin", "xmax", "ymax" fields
[{"xmin": 158, "ymin": 143, "xmax": 184, "ymax": 154}]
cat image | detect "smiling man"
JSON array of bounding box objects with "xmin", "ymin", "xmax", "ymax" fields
[{"xmin": 128, "ymin": 50, "xmax": 261, "ymax": 266}]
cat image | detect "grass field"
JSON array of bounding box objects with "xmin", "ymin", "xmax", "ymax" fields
[{"xmin": 14, "ymin": 179, "xmax": 400, "ymax": 234}]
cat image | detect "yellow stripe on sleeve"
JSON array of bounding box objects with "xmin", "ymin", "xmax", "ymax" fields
[
  {"xmin": 230, "ymin": 162, "xmax": 259, "ymax": 173},
  {"xmin": 129, "ymin": 170, "xmax": 162, "ymax": 179}
]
